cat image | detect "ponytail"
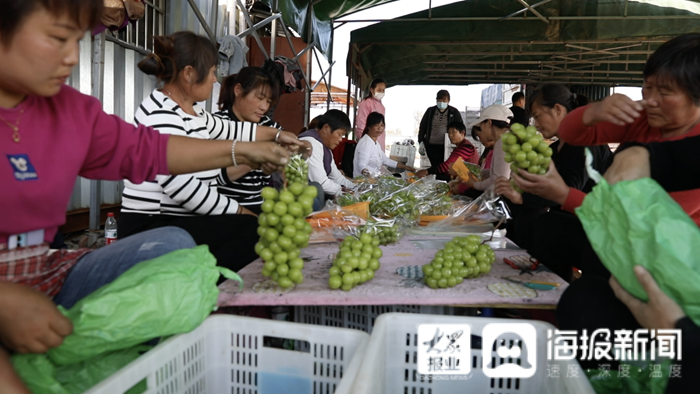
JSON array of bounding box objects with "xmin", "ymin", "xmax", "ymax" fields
[{"xmin": 528, "ymin": 83, "xmax": 588, "ymax": 114}]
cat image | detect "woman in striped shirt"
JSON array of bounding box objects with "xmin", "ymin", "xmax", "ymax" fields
[
  {"xmin": 214, "ymin": 67, "xmax": 283, "ymax": 214},
  {"xmin": 415, "ymin": 121, "xmax": 478, "ymax": 181},
  {"xmin": 119, "ymin": 32, "xmax": 301, "ymax": 272}
]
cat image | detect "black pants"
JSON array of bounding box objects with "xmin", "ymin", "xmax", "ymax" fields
[
  {"xmin": 425, "ymin": 143, "xmax": 444, "ymax": 171},
  {"xmin": 529, "ymin": 210, "xmax": 609, "ymax": 282},
  {"xmin": 556, "ymin": 276, "xmax": 640, "ymax": 370},
  {"xmin": 119, "ymin": 213, "xmax": 260, "ymax": 273}
]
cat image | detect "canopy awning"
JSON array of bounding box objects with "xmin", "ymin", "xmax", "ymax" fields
[{"xmin": 347, "ymin": 0, "xmax": 700, "ymax": 88}]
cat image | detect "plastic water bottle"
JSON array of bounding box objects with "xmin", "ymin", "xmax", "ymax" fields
[{"xmin": 105, "ymin": 213, "xmax": 117, "ymax": 245}]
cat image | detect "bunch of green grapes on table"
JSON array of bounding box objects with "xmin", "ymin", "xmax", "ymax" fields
[
  {"xmin": 371, "ymin": 190, "xmax": 418, "ymax": 220},
  {"xmin": 422, "ymin": 235, "xmax": 496, "ymax": 289},
  {"xmin": 358, "ymin": 220, "xmax": 400, "ymax": 245},
  {"xmin": 336, "ymin": 193, "xmax": 359, "ymax": 207},
  {"xmin": 502, "ymin": 124, "xmax": 553, "ymax": 192},
  {"xmin": 420, "ymin": 194, "xmax": 453, "ymax": 216},
  {"xmin": 255, "ymin": 163, "xmax": 317, "ymax": 288},
  {"xmin": 328, "ymin": 233, "xmax": 383, "ymax": 291}
]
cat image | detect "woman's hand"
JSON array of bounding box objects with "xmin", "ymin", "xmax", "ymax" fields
[
  {"xmin": 609, "ymin": 266, "xmax": 685, "ymax": 330},
  {"xmin": 276, "ymin": 131, "xmax": 308, "ymax": 153},
  {"xmin": 239, "ymin": 206, "xmax": 258, "ymax": 217},
  {"xmin": 582, "ymin": 94, "xmax": 646, "ymax": 127},
  {"xmin": 398, "ymin": 163, "xmax": 416, "ymax": 172},
  {"xmin": 494, "ymin": 177, "xmax": 523, "ymax": 204},
  {"xmin": 447, "ymin": 167, "xmax": 457, "ymax": 178},
  {"xmin": 415, "ymin": 169, "xmax": 428, "ymax": 178},
  {"xmin": 237, "ymin": 141, "xmax": 289, "ymax": 172},
  {"xmin": 298, "ymin": 139, "xmax": 313, "ymax": 159},
  {"xmin": 604, "ymin": 146, "xmax": 651, "ymax": 185},
  {"xmin": 448, "ymin": 179, "xmax": 463, "ymax": 194},
  {"xmin": 0, "ymin": 283, "xmax": 73, "ymax": 354},
  {"xmin": 511, "ymin": 161, "xmax": 569, "ymax": 205},
  {"xmin": 0, "ymin": 346, "xmax": 30, "ymax": 394}
]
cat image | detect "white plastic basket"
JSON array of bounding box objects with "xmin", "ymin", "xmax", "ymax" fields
[
  {"xmin": 85, "ymin": 315, "xmax": 369, "ymax": 394},
  {"xmin": 294, "ymin": 305, "xmax": 454, "ymax": 333},
  {"xmin": 336, "ymin": 313, "xmax": 595, "ymax": 394}
]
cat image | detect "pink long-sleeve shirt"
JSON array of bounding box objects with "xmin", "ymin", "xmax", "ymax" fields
[
  {"xmin": 355, "ymin": 96, "xmax": 386, "ymax": 151},
  {"xmin": 1, "ymin": 85, "xmax": 170, "ymax": 246}
]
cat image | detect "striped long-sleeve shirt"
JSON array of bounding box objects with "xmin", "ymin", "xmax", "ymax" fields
[
  {"xmin": 428, "ymin": 139, "xmax": 479, "ymax": 175},
  {"xmin": 121, "ymin": 90, "xmax": 257, "ymax": 216},
  {"xmin": 213, "ymin": 110, "xmax": 281, "ymax": 208}
]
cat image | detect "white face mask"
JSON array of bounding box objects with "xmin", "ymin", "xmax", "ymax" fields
[
  {"xmin": 436, "ymin": 102, "xmax": 448, "ymax": 110},
  {"xmin": 374, "ymin": 92, "xmax": 385, "ymax": 101}
]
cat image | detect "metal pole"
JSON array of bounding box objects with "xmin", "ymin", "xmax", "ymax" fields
[
  {"xmin": 304, "ymin": 3, "xmax": 313, "ymax": 127},
  {"xmin": 326, "ymin": 23, "xmax": 334, "ymax": 109},
  {"xmin": 270, "ymin": 0, "xmax": 278, "ymax": 59},
  {"xmin": 89, "ymin": 32, "xmax": 106, "ymax": 246},
  {"xmin": 186, "ymin": 0, "xmax": 217, "ymax": 44}
]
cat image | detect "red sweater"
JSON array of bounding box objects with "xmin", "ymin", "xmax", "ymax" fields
[
  {"xmin": 429, "ymin": 139, "xmax": 479, "ymax": 175},
  {"xmin": 558, "ymin": 105, "xmax": 700, "ymax": 224},
  {"xmin": 1, "ymin": 85, "xmax": 170, "ymax": 246}
]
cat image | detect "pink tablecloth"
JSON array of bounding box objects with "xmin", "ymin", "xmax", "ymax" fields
[{"xmin": 218, "ymin": 236, "xmax": 569, "ymax": 308}]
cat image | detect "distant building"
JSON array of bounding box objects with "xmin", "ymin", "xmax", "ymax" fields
[{"xmin": 480, "ymin": 84, "xmax": 522, "ymax": 108}]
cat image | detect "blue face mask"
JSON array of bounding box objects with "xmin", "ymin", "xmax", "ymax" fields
[{"xmin": 437, "ymin": 102, "xmax": 448, "ymax": 110}]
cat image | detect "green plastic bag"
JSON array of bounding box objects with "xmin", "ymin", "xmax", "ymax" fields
[
  {"xmin": 47, "ymin": 245, "xmax": 241, "ymax": 365},
  {"xmin": 576, "ymin": 150, "xmax": 700, "ymax": 326},
  {"xmin": 13, "ymin": 347, "xmax": 149, "ymax": 394}
]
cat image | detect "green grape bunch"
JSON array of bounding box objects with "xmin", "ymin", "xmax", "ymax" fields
[
  {"xmin": 284, "ymin": 154, "xmax": 309, "ymax": 185},
  {"xmin": 422, "ymin": 235, "xmax": 496, "ymax": 289},
  {"xmin": 336, "ymin": 193, "xmax": 359, "ymax": 207},
  {"xmin": 502, "ymin": 124, "xmax": 553, "ymax": 190},
  {"xmin": 255, "ymin": 181, "xmax": 318, "ymax": 289},
  {"xmin": 328, "ymin": 233, "xmax": 383, "ymax": 291},
  {"xmin": 358, "ymin": 221, "xmax": 400, "ymax": 245}
]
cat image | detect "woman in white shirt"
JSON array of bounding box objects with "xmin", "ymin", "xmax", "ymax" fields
[
  {"xmin": 354, "ymin": 112, "xmax": 415, "ymax": 176},
  {"xmin": 299, "ymin": 110, "xmax": 356, "ymax": 199}
]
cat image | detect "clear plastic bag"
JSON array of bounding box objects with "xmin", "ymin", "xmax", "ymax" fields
[
  {"xmin": 283, "ymin": 153, "xmax": 309, "ymax": 185},
  {"xmin": 358, "ymin": 217, "xmax": 403, "ymax": 245},
  {"xmin": 424, "ymin": 184, "xmax": 511, "ymax": 231}
]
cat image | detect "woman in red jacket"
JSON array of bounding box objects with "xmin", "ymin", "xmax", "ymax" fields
[{"xmin": 513, "ymin": 33, "xmax": 700, "ymax": 224}]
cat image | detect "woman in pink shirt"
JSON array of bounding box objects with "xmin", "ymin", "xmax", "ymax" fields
[
  {"xmin": 0, "ymin": 1, "xmax": 303, "ymax": 390},
  {"xmin": 355, "ymin": 78, "xmax": 386, "ymax": 151}
]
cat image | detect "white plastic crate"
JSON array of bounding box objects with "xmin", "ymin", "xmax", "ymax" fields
[
  {"xmin": 337, "ymin": 313, "xmax": 595, "ymax": 394},
  {"xmin": 85, "ymin": 315, "xmax": 369, "ymax": 394},
  {"xmin": 294, "ymin": 305, "xmax": 454, "ymax": 334}
]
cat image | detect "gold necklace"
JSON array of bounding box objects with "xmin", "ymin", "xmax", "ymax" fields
[{"xmin": 0, "ymin": 108, "xmax": 24, "ymax": 143}]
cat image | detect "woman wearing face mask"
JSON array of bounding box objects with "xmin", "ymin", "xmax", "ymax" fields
[
  {"xmin": 354, "ymin": 112, "xmax": 415, "ymax": 176},
  {"xmin": 418, "ymin": 90, "xmax": 463, "ymax": 171},
  {"xmin": 355, "ymin": 78, "xmax": 387, "ymax": 151},
  {"xmin": 493, "ymin": 84, "xmax": 612, "ymax": 253},
  {"xmin": 214, "ymin": 67, "xmax": 292, "ymax": 214}
]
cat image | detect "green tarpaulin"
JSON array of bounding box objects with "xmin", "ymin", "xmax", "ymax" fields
[
  {"xmin": 259, "ymin": 0, "xmax": 397, "ymax": 55},
  {"xmin": 347, "ymin": 0, "xmax": 700, "ymax": 88}
]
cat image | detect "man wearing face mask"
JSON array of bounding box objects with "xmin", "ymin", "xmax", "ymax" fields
[{"xmin": 418, "ymin": 90, "xmax": 464, "ymax": 171}]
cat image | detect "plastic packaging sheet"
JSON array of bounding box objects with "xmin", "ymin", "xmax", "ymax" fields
[
  {"xmin": 48, "ymin": 245, "xmax": 239, "ymax": 365},
  {"xmin": 422, "ymin": 185, "xmax": 512, "ymax": 233},
  {"xmin": 577, "ymin": 150, "xmax": 700, "ymax": 326}
]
